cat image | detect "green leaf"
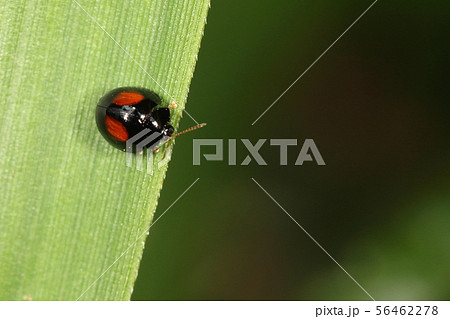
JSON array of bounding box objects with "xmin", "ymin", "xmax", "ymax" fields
[{"xmin": 0, "ymin": 0, "xmax": 209, "ymax": 301}]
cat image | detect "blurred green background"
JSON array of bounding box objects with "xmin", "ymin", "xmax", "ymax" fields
[{"xmin": 132, "ymin": 0, "xmax": 450, "ymax": 300}]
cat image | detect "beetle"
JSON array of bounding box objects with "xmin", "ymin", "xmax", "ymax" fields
[{"xmin": 95, "ymin": 87, "xmax": 204, "ymax": 152}]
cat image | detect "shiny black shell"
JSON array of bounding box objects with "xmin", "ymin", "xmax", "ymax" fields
[{"xmin": 95, "ymin": 87, "xmax": 174, "ymax": 151}]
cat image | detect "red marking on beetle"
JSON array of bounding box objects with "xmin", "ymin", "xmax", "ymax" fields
[
  {"xmin": 105, "ymin": 115, "xmax": 129, "ymax": 141},
  {"xmin": 112, "ymin": 91, "xmax": 144, "ymax": 106}
]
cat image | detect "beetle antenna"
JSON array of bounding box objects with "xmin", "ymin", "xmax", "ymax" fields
[
  {"xmin": 153, "ymin": 123, "xmax": 207, "ymax": 157},
  {"xmin": 171, "ymin": 123, "xmax": 207, "ymax": 138},
  {"xmin": 153, "ymin": 123, "xmax": 206, "ymax": 159}
]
